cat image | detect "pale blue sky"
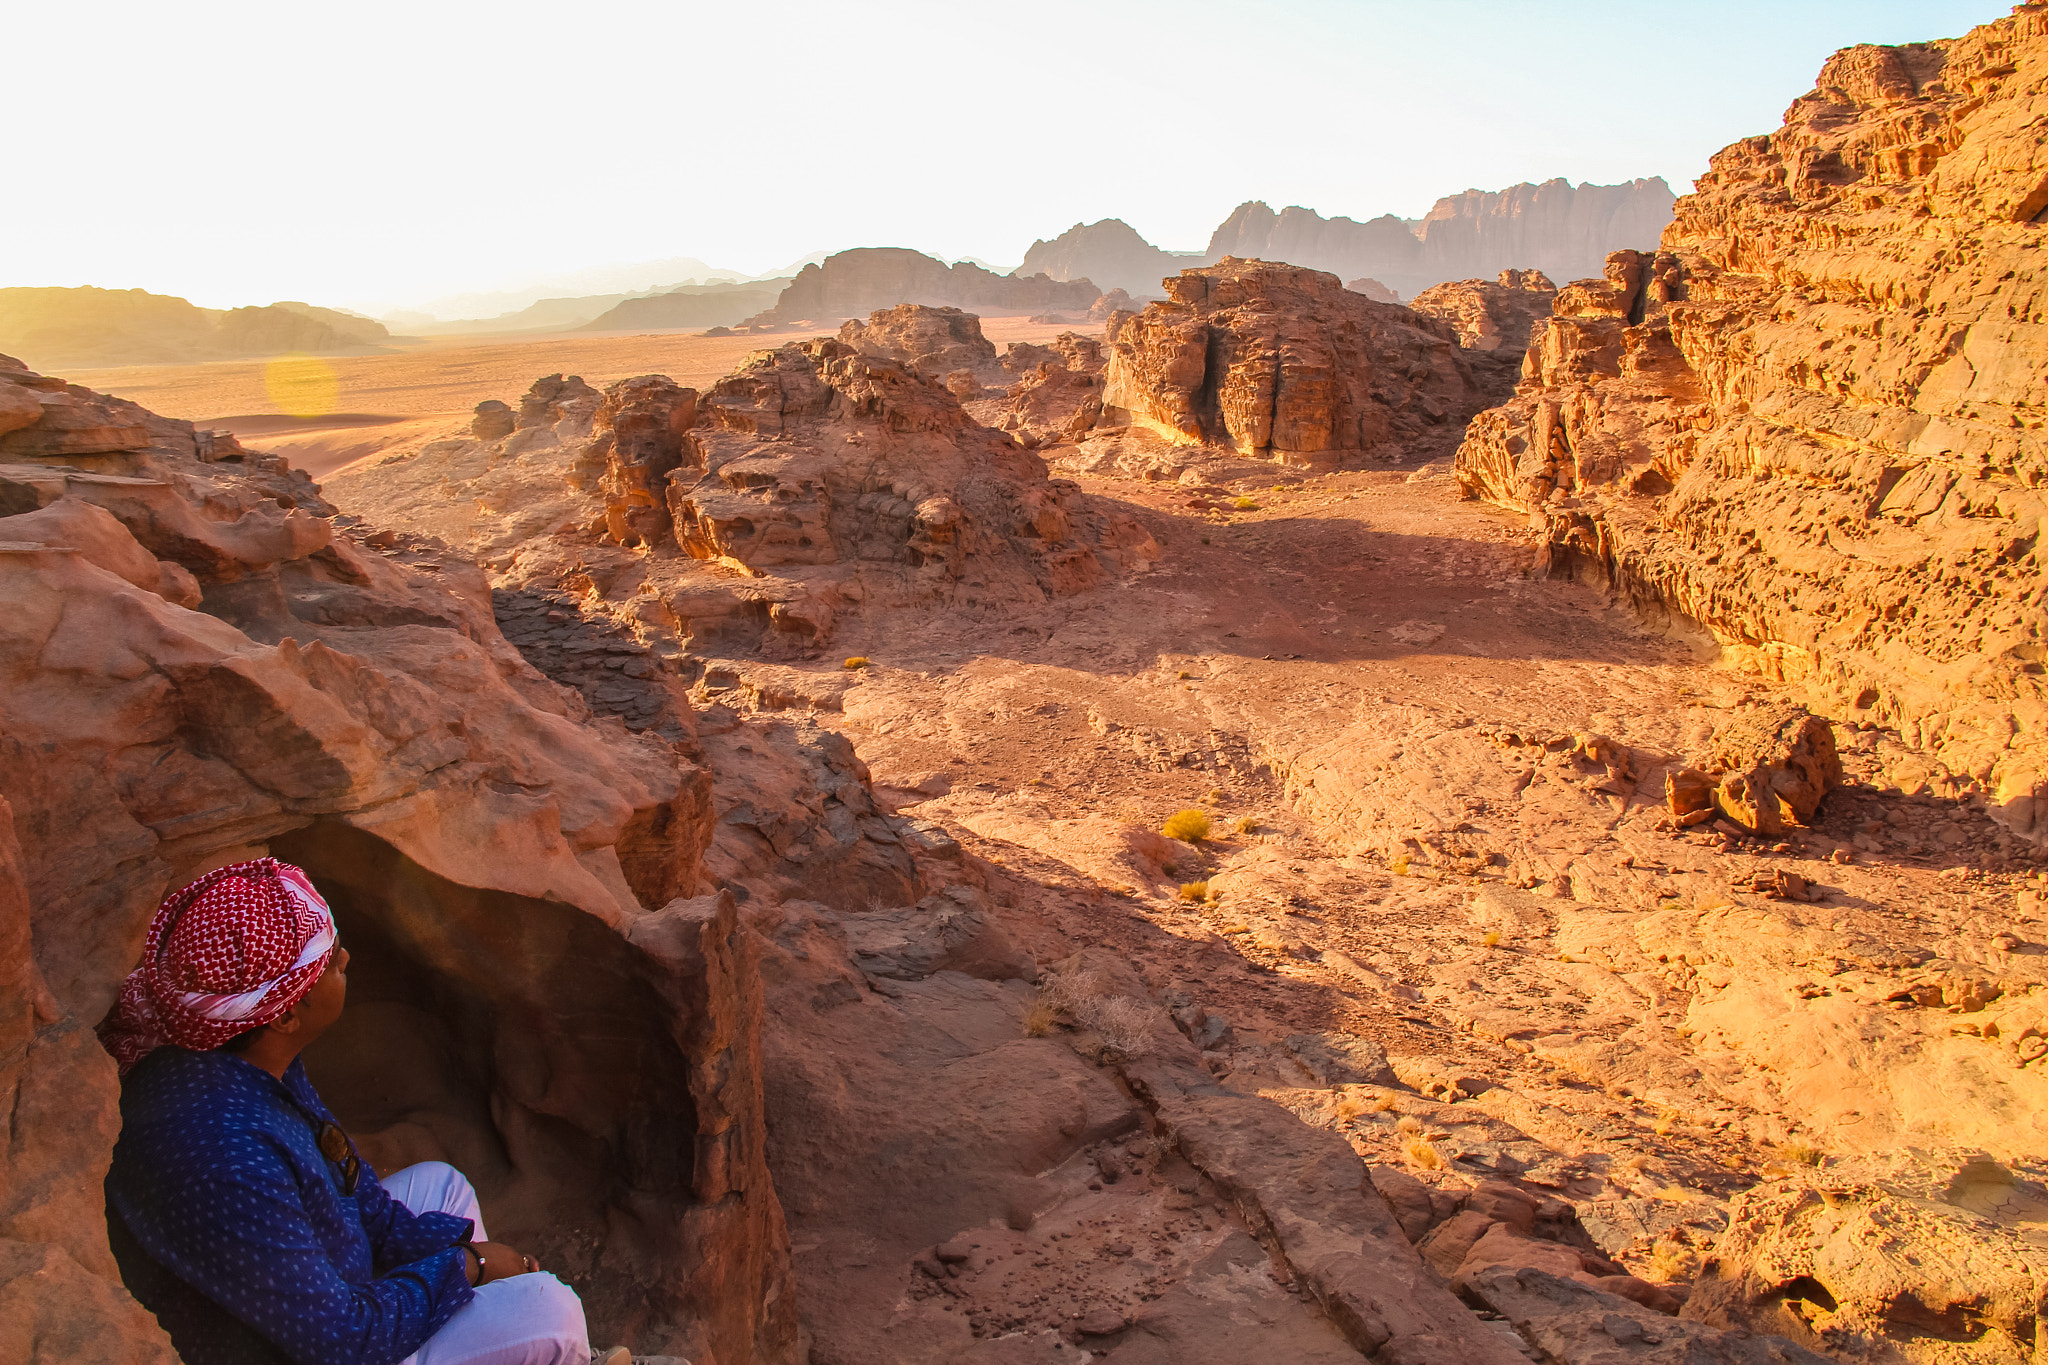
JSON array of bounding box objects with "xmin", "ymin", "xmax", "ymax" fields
[{"xmin": 4, "ymin": 0, "xmax": 2012, "ymax": 314}]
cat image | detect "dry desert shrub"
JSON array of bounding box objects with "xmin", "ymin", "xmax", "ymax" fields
[
  {"xmin": 842, "ymin": 656, "xmax": 870, "ymax": 670},
  {"xmin": 1390, "ymin": 854, "xmax": 1411, "ymax": 876},
  {"xmin": 1022, "ymin": 999, "xmax": 1057, "ymax": 1038},
  {"xmin": 1482, "ymin": 929, "xmax": 1502, "ymax": 948},
  {"xmin": 1402, "ymin": 1136, "xmax": 1445, "ymax": 1170},
  {"xmin": 1774, "ymin": 1140, "xmax": 1825, "ymax": 1167},
  {"xmin": 1162, "ymin": 808, "xmax": 1212, "ymax": 842},
  {"xmin": 1080, "ymin": 995, "xmax": 1155, "ymax": 1057},
  {"xmin": 1647, "ymin": 1238, "xmax": 1699, "ymax": 1282},
  {"xmin": 1396, "ymin": 1115, "xmax": 1423, "ymax": 1136},
  {"xmin": 1233, "ymin": 815, "xmax": 1258, "ymax": 834},
  {"xmin": 1178, "ymin": 881, "xmax": 1210, "ymax": 903},
  {"xmin": 1233, "ymin": 496, "xmax": 1259, "ymax": 510},
  {"xmin": 1039, "ymin": 968, "xmax": 1105, "ymax": 1015}
]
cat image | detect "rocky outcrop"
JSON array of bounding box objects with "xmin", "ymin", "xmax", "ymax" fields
[
  {"xmin": 1098, "ymin": 258, "xmax": 1486, "ymax": 468},
  {"xmin": 1410, "ymin": 270, "xmax": 1558, "ymax": 354},
  {"xmin": 1664, "ymin": 705, "xmax": 1844, "ymax": 836},
  {"xmin": 590, "ymin": 376, "xmax": 700, "ymax": 548},
  {"xmin": 0, "ymin": 361, "xmax": 800, "ymax": 1362},
  {"xmin": 967, "ymin": 333, "xmax": 1107, "ymax": 447},
  {"xmin": 326, "ymin": 337, "xmax": 1158, "ymax": 662},
  {"xmin": 665, "ymin": 339, "xmax": 1152, "ymax": 598},
  {"xmin": 749, "ymin": 248, "xmax": 1099, "ymax": 326},
  {"xmin": 1014, "ymin": 219, "xmax": 1198, "ymax": 298},
  {"xmin": 1345, "ymin": 278, "xmax": 1400, "ymax": 304},
  {"xmin": 1206, "ymin": 180, "xmax": 1674, "ymax": 300},
  {"xmin": 836, "ymin": 304, "xmax": 998, "ymax": 379},
  {"xmin": 1454, "ymin": 5, "xmax": 2048, "ymax": 835}
]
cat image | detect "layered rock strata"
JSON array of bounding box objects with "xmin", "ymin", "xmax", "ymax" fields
[
  {"xmin": 1098, "ymin": 259, "xmax": 1485, "ymax": 469},
  {"xmin": 1454, "ymin": 5, "xmax": 2048, "ymax": 835},
  {"xmin": 0, "ymin": 361, "xmax": 800, "ymax": 1363}
]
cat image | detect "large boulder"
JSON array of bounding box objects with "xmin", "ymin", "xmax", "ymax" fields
[{"xmin": 1098, "ymin": 257, "xmax": 1487, "ymax": 469}]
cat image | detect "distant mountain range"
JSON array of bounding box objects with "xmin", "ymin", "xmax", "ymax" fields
[
  {"xmin": 1, "ymin": 179, "xmax": 1676, "ymax": 372},
  {"xmin": 1018, "ymin": 178, "xmax": 1675, "ymax": 302},
  {"xmin": 383, "ymin": 253, "xmax": 826, "ymax": 326},
  {"xmin": 0, "ymin": 288, "xmax": 391, "ymax": 370}
]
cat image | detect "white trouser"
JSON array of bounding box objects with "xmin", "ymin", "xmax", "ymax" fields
[{"xmin": 384, "ymin": 1161, "xmax": 593, "ymax": 1365}]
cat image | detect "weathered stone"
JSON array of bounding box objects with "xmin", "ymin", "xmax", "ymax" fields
[
  {"xmin": 1100, "ymin": 258, "xmax": 1486, "ymax": 469},
  {"xmin": 837, "ymin": 304, "xmax": 999, "ymax": 379},
  {"xmin": 1702, "ymin": 706, "xmax": 1843, "ymax": 834},
  {"xmin": 1455, "ymin": 8, "xmax": 2048, "ymax": 836}
]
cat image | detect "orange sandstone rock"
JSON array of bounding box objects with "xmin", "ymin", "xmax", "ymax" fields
[
  {"xmin": 1099, "ymin": 258, "xmax": 1486, "ymax": 469},
  {"xmin": 1455, "ymin": 4, "xmax": 2048, "ymax": 835}
]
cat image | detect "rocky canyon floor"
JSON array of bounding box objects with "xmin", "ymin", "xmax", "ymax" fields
[
  {"xmin": 695, "ymin": 450, "xmax": 2048, "ymax": 1362},
  {"xmin": 306, "ymin": 354, "xmax": 2048, "ymax": 1362}
]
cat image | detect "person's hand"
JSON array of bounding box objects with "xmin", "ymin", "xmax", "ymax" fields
[{"xmin": 466, "ymin": 1240, "xmax": 541, "ymax": 1284}]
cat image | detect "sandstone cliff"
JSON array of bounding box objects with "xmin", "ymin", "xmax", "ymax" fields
[
  {"xmin": 748, "ymin": 248, "xmax": 1099, "ymax": 327},
  {"xmin": 1013, "ymin": 219, "xmax": 1200, "ymax": 298},
  {"xmin": 0, "ymin": 356, "xmax": 799, "ymax": 1363},
  {"xmin": 1098, "ymin": 258, "xmax": 1486, "ymax": 468},
  {"xmin": 1206, "ymin": 179, "xmax": 1675, "ymax": 301},
  {"xmin": 1455, "ymin": 4, "xmax": 2048, "ymax": 841}
]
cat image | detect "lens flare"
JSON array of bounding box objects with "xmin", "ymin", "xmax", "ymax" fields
[{"xmin": 263, "ymin": 355, "xmax": 340, "ymax": 418}]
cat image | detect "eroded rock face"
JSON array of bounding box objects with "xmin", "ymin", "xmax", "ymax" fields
[
  {"xmin": 1099, "ymin": 258, "xmax": 1486, "ymax": 468},
  {"xmin": 1685, "ymin": 1172, "xmax": 2048, "ymax": 1363},
  {"xmin": 836, "ymin": 304, "xmax": 999, "ymax": 379},
  {"xmin": 970, "ymin": 332, "xmax": 1108, "ymax": 447},
  {"xmin": 0, "ymin": 368, "xmax": 798, "ymax": 1362},
  {"xmin": 667, "ymin": 339, "xmax": 1148, "ymax": 595},
  {"xmin": 1457, "ymin": 7, "xmax": 2048, "ymax": 837},
  {"xmin": 1410, "ymin": 269, "xmax": 1558, "ymax": 355}
]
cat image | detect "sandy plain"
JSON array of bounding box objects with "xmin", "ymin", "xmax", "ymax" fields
[{"xmin": 63, "ymin": 317, "xmax": 1095, "ymax": 478}]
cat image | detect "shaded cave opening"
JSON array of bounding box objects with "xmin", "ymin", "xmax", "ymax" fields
[{"xmin": 269, "ymin": 820, "xmax": 701, "ymax": 1341}]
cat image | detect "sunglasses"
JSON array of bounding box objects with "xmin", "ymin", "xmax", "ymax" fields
[{"xmin": 314, "ymin": 1121, "xmax": 363, "ymax": 1196}]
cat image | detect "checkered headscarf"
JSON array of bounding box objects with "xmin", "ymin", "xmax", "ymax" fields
[{"xmin": 98, "ymin": 859, "xmax": 338, "ymax": 1075}]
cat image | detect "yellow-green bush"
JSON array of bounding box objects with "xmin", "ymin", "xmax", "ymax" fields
[{"xmin": 1161, "ymin": 809, "xmax": 1212, "ymax": 842}]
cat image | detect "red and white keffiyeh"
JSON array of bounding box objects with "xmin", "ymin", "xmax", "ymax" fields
[{"xmin": 98, "ymin": 858, "xmax": 338, "ymax": 1075}]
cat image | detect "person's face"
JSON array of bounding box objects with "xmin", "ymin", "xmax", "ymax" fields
[{"xmin": 289, "ymin": 944, "xmax": 350, "ymax": 1042}]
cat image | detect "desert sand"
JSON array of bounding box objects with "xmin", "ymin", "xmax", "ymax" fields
[{"xmin": 62, "ymin": 317, "xmax": 1093, "ymax": 478}]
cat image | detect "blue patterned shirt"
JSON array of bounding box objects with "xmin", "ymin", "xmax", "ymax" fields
[{"xmin": 106, "ymin": 1048, "xmax": 476, "ymax": 1365}]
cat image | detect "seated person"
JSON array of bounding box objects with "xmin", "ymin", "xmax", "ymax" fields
[{"xmin": 100, "ymin": 857, "xmax": 628, "ymax": 1365}]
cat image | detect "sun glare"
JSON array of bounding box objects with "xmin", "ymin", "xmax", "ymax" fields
[{"xmin": 263, "ymin": 354, "xmax": 340, "ymax": 418}]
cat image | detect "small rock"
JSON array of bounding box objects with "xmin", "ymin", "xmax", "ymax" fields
[{"xmin": 1073, "ymin": 1309, "xmax": 1128, "ymax": 1336}]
